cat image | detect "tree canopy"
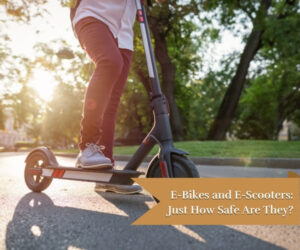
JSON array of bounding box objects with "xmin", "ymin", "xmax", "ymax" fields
[{"xmin": 1, "ymin": 0, "xmax": 299, "ymax": 148}]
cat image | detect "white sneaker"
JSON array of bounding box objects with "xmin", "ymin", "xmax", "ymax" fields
[{"xmin": 75, "ymin": 143, "xmax": 113, "ymax": 169}]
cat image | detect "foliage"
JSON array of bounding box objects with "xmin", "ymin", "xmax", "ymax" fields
[
  {"xmin": 0, "ymin": 0, "xmax": 48, "ymax": 22},
  {"xmin": 116, "ymin": 23, "xmax": 153, "ymax": 140},
  {"xmin": 122, "ymin": 3, "xmax": 205, "ymax": 140},
  {"xmin": 32, "ymin": 40, "xmax": 88, "ymax": 147},
  {"xmin": 0, "ymin": 44, "xmax": 43, "ymax": 131},
  {"xmin": 1, "ymin": 0, "xmax": 300, "ymax": 148},
  {"xmin": 14, "ymin": 141, "xmax": 36, "ymax": 149},
  {"xmin": 9, "ymin": 84, "xmax": 42, "ymax": 129},
  {"xmin": 200, "ymin": 0, "xmax": 300, "ymax": 140},
  {"xmin": 233, "ymin": 75, "xmax": 278, "ymax": 139},
  {"xmin": 233, "ymin": 0, "xmax": 300, "ymax": 139},
  {"xmin": 116, "ymin": 78, "xmax": 151, "ymax": 140},
  {"xmin": 42, "ymin": 82, "xmax": 82, "ymax": 148}
]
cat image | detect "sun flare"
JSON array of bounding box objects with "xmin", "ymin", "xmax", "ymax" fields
[{"xmin": 29, "ymin": 69, "xmax": 57, "ymax": 102}]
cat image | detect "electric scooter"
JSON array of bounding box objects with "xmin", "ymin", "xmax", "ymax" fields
[{"xmin": 24, "ymin": 0, "xmax": 199, "ymax": 196}]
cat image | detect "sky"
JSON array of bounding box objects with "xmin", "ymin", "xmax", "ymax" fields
[{"xmin": 2, "ymin": 1, "xmax": 244, "ymax": 101}]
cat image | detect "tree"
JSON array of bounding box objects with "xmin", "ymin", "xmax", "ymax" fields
[
  {"xmin": 0, "ymin": 0, "xmax": 49, "ymax": 138},
  {"xmin": 3, "ymin": 0, "xmax": 298, "ymax": 144},
  {"xmin": 233, "ymin": 2, "xmax": 300, "ymax": 139},
  {"xmin": 207, "ymin": 0, "xmax": 300, "ymax": 140},
  {"xmin": 42, "ymin": 82, "xmax": 82, "ymax": 148},
  {"xmin": 2, "ymin": 0, "xmax": 210, "ymax": 143},
  {"xmin": 183, "ymin": 55, "xmax": 236, "ymax": 139},
  {"xmin": 206, "ymin": 0, "xmax": 274, "ymax": 140},
  {"xmin": 232, "ymin": 1, "xmax": 300, "ymax": 139},
  {"xmin": 146, "ymin": 1, "xmax": 202, "ymax": 140},
  {"xmin": 0, "ymin": 49, "xmax": 44, "ymax": 135},
  {"xmin": 116, "ymin": 78, "xmax": 151, "ymax": 143},
  {"xmin": 0, "ymin": 0, "xmax": 47, "ymax": 22},
  {"xmin": 32, "ymin": 40, "xmax": 90, "ymax": 147},
  {"xmin": 262, "ymin": 2, "xmax": 300, "ymax": 137},
  {"xmin": 233, "ymin": 71, "xmax": 300, "ymax": 140}
]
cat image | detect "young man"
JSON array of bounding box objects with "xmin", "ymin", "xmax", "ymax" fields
[{"xmin": 71, "ymin": 0, "xmax": 163, "ymax": 193}]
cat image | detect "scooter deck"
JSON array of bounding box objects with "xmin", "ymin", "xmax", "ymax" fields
[{"xmin": 29, "ymin": 165, "xmax": 144, "ymax": 185}]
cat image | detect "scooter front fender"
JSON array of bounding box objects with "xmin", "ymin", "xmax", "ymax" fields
[{"xmin": 146, "ymin": 147, "xmax": 189, "ymax": 178}]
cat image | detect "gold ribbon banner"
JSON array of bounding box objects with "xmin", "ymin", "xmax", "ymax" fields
[{"xmin": 133, "ymin": 174, "xmax": 300, "ymax": 225}]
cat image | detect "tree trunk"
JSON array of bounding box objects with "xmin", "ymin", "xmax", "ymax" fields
[
  {"xmin": 276, "ymin": 82, "xmax": 300, "ymax": 139},
  {"xmin": 148, "ymin": 17, "xmax": 185, "ymax": 141},
  {"xmin": 207, "ymin": 0, "xmax": 272, "ymax": 140}
]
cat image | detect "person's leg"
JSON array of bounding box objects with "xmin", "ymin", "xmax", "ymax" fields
[
  {"xmin": 100, "ymin": 49, "xmax": 133, "ymax": 164},
  {"xmin": 74, "ymin": 17, "xmax": 124, "ymax": 150}
]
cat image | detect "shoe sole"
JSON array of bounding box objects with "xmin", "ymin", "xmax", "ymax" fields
[
  {"xmin": 95, "ymin": 183, "xmax": 142, "ymax": 194},
  {"xmin": 76, "ymin": 163, "xmax": 113, "ymax": 170}
]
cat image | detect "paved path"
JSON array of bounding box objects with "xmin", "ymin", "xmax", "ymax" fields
[{"xmin": 0, "ymin": 152, "xmax": 299, "ymax": 250}]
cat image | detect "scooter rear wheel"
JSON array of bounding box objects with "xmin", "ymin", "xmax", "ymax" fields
[
  {"xmin": 146, "ymin": 154, "xmax": 199, "ymax": 178},
  {"xmin": 24, "ymin": 151, "xmax": 53, "ymax": 192}
]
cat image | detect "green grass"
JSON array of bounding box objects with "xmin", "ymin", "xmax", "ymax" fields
[
  {"xmin": 53, "ymin": 140, "xmax": 300, "ymax": 159},
  {"xmin": 172, "ymin": 140, "xmax": 300, "ymax": 158}
]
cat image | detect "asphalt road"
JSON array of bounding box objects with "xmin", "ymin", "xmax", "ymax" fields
[{"xmin": 0, "ymin": 152, "xmax": 299, "ymax": 250}]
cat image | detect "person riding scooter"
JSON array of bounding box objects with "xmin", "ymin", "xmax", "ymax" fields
[{"xmin": 71, "ymin": 0, "xmax": 164, "ymax": 193}]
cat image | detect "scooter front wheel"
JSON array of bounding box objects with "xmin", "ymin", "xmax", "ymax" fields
[
  {"xmin": 146, "ymin": 154, "xmax": 199, "ymax": 202},
  {"xmin": 146, "ymin": 154, "xmax": 199, "ymax": 178},
  {"xmin": 24, "ymin": 151, "xmax": 53, "ymax": 192}
]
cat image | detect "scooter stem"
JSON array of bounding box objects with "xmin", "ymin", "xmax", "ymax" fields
[{"xmin": 135, "ymin": 0, "xmax": 163, "ymax": 97}]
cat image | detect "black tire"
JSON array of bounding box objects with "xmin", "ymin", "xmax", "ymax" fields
[
  {"xmin": 146, "ymin": 154, "xmax": 200, "ymax": 178},
  {"xmin": 146, "ymin": 154, "xmax": 199, "ymax": 202},
  {"xmin": 24, "ymin": 151, "xmax": 53, "ymax": 192}
]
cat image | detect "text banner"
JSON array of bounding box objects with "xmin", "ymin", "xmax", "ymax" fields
[{"xmin": 133, "ymin": 177, "xmax": 300, "ymax": 225}]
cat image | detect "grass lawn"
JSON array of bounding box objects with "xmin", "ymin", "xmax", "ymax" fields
[{"xmin": 54, "ymin": 140, "xmax": 300, "ymax": 159}]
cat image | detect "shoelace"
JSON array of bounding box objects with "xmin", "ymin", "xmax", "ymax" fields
[{"xmin": 85, "ymin": 143, "xmax": 105, "ymax": 154}]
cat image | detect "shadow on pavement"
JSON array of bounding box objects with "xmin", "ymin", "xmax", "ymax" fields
[{"xmin": 5, "ymin": 192, "xmax": 283, "ymax": 250}]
